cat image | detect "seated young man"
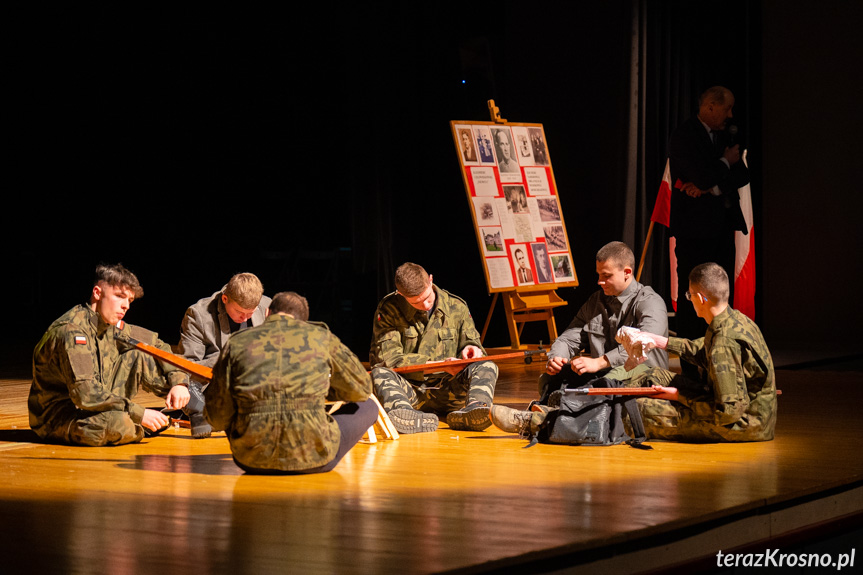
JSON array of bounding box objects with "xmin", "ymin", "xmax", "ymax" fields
[
  {"xmin": 370, "ymin": 262, "xmax": 498, "ymax": 434},
  {"xmin": 537, "ymin": 241, "xmax": 668, "ymax": 405},
  {"xmin": 177, "ymin": 272, "xmax": 271, "ymax": 438},
  {"xmin": 29, "ymin": 264, "xmax": 190, "ymax": 446},
  {"xmin": 204, "ymin": 292, "xmax": 377, "ymax": 474},
  {"xmin": 619, "ymin": 262, "xmax": 777, "ymax": 442}
]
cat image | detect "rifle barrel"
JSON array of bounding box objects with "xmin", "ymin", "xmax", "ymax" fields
[
  {"xmin": 567, "ymin": 387, "xmax": 783, "ymax": 396},
  {"xmin": 566, "ymin": 387, "xmax": 662, "ymax": 396}
]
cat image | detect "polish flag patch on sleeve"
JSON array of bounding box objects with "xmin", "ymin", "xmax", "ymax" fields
[
  {"xmin": 75, "ymin": 336, "xmax": 87, "ymax": 345},
  {"xmin": 115, "ymin": 320, "xmax": 125, "ymax": 330}
]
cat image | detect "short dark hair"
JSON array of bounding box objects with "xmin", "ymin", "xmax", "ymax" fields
[
  {"xmin": 269, "ymin": 291, "xmax": 309, "ymax": 321},
  {"xmin": 94, "ymin": 263, "xmax": 143, "ymax": 299},
  {"xmin": 689, "ymin": 263, "xmax": 729, "ymax": 304},
  {"xmin": 596, "ymin": 241, "xmax": 634, "ymax": 270},
  {"xmin": 394, "ymin": 262, "xmax": 430, "ymax": 297}
]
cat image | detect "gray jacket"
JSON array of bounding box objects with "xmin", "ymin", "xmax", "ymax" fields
[
  {"xmin": 178, "ymin": 289, "xmax": 272, "ymax": 368},
  {"xmin": 550, "ymin": 280, "xmax": 669, "ymax": 369}
]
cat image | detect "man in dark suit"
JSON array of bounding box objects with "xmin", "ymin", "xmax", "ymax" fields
[
  {"xmin": 460, "ymin": 129, "xmax": 477, "ymax": 162},
  {"xmin": 668, "ymin": 86, "xmax": 749, "ymax": 340},
  {"xmin": 515, "ymin": 248, "xmax": 533, "ymax": 284}
]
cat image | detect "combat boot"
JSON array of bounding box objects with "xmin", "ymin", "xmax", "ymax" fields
[
  {"xmin": 447, "ymin": 401, "xmax": 492, "ymax": 431},
  {"xmin": 489, "ymin": 405, "xmax": 546, "ymax": 436},
  {"xmin": 388, "ymin": 407, "xmax": 439, "ymax": 434},
  {"xmin": 183, "ymin": 381, "xmax": 212, "ymax": 439}
]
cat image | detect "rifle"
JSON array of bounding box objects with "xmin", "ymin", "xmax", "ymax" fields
[
  {"xmin": 128, "ymin": 338, "xmax": 213, "ymax": 383},
  {"xmin": 565, "ymin": 387, "xmax": 665, "ymax": 396},
  {"xmin": 132, "ymin": 337, "xmax": 552, "ymax": 381},
  {"xmin": 565, "ymin": 387, "xmax": 782, "ymax": 396},
  {"xmin": 386, "ymin": 346, "xmax": 547, "ymax": 375}
]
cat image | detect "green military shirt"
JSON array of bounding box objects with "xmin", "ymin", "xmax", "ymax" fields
[
  {"xmin": 369, "ymin": 285, "xmax": 484, "ymax": 382},
  {"xmin": 29, "ymin": 304, "xmax": 188, "ymax": 439},
  {"xmin": 666, "ymin": 307, "xmax": 777, "ymax": 441},
  {"xmin": 205, "ymin": 314, "xmax": 371, "ymax": 471}
]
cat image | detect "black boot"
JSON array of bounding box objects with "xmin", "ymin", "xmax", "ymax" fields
[{"xmin": 447, "ymin": 401, "xmax": 492, "ymax": 431}]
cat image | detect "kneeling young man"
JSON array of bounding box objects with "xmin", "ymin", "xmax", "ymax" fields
[
  {"xmin": 370, "ymin": 263, "xmax": 498, "ymax": 433},
  {"xmin": 205, "ymin": 292, "xmax": 377, "ymax": 474},
  {"xmin": 29, "ymin": 264, "xmax": 191, "ymax": 446},
  {"xmin": 621, "ymin": 262, "xmax": 776, "ymax": 442}
]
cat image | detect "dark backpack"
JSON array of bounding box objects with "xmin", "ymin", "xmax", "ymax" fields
[{"xmin": 533, "ymin": 377, "xmax": 651, "ymax": 449}]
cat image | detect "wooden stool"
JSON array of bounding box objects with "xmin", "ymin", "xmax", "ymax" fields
[{"xmin": 327, "ymin": 395, "xmax": 399, "ymax": 443}]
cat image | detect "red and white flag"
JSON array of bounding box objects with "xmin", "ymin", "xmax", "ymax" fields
[
  {"xmin": 651, "ymin": 160, "xmax": 678, "ymax": 312},
  {"xmin": 650, "ymin": 156, "xmax": 755, "ymax": 318},
  {"xmin": 733, "ymin": 151, "xmax": 755, "ymax": 320}
]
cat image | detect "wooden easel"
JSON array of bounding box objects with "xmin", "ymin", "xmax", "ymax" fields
[
  {"xmin": 453, "ymin": 101, "xmax": 579, "ymax": 350},
  {"xmin": 481, "ymin": 288, "xmax": 567, "ymax": 349}
]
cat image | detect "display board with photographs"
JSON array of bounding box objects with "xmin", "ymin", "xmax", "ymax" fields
[{"xmin": 451, "ymin": 121, "xmax": 578, "ymax": 293}]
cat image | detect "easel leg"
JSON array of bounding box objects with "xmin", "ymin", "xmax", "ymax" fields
[
  {"xmin": 480, "ymin": 292, "xmax": 499, "ymax": 345},
  {"xmin": 502, "ymin": 293, "xmax": 521, "ymax": 349}
]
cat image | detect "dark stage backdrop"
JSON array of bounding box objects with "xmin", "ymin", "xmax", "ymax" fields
[{"xmin": 4, "ymin": 2, "xmax": 860, "ymax": 377}]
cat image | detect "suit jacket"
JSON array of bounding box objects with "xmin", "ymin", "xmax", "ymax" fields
[
  {"xmin": 668, "ymin": 117, "xmax": 749, "ymax": 239},
  {"xmin": 178, "ymin": 289, "xmax": 272, "ymax": 368}
]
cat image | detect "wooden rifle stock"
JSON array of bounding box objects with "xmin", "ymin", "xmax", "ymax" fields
[
  {"xmin": 387, "ymin": 348, "xmax": 546, "ymax": 375},
  {"xmin": 129, "ymin": 338, "xmax": 213, "ymax": 383}
]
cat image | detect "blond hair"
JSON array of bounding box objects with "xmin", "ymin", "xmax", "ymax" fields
[{"xmin": 224, "ymin": 273, "xmax": 264, "ymax": 309}]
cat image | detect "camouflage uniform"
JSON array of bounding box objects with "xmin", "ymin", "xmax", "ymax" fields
[
  {"xmin": 205, "ymin": 314, "xmax": 372, "ymax": 472},
  {"xmin": 29, "ymin": 304, "xmax": 190, "ymax": 446},
  {"xmin": 629, "ymin": 307, "xmax": 777, "ymax": 442},
  {"xmin": 369, "ymin": 286, "xmax": 498, "ymax": 415}
]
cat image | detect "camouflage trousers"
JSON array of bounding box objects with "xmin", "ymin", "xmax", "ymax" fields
[
  {"xmin": 626, "ymin": 367, "xmax": 758, "ymax": 443},
  {"xmin": 372, "ymin": 360, "xmax": 498, "ymax": 416},
  {"xmin": 50, "ymin": 350, "xmax": 174, "ymax": 447}
]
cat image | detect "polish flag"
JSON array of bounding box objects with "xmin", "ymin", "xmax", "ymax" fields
[
  {"xmin": 651, "ymin": 160, "xmax": 678, "ymax": 312},
  {"xmin": 650, "ymin": 155, "xmax": 755, "ymax": 318},
  {"xmin": 734, "ymin": 151, "xmax": 755, "ymax": 320}
]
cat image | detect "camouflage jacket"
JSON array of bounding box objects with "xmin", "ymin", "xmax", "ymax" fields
[
  {"xmin": 205, "ymin": 314, "xmax": 371, "ymax": 471},
  {"xmin": 369, "ymin": 285, "xmax": 484, "ymax": 382},
  {"xmin": 29, "ymin": 304, "xmax": 188, "ymax": 437},
  {"xmin": 667, "ymin": 307, "xmax": 776, "ymax": 440}
]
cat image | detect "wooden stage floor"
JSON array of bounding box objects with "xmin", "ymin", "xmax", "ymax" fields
[{"xmin": 1, "ymin": 361, "xmax": 861, "ymax": 574}]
